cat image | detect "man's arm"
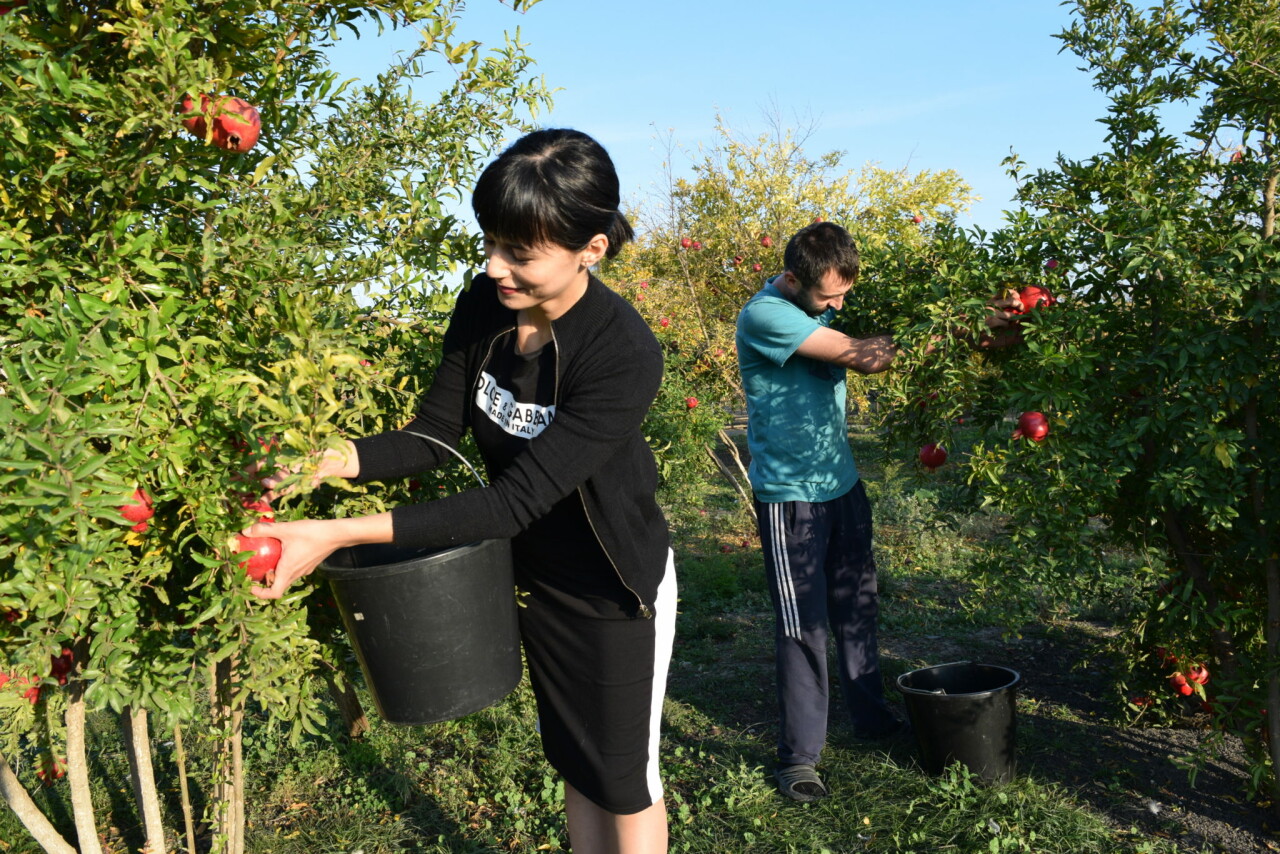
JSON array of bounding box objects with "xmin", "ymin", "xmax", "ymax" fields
[
  {"xmin": 793, "ymin": 294, "xmax": 1026, "ymax": 372},
  {"xmin": 794, "ymin": 328, "xmax": 898, "ymax": 375}
]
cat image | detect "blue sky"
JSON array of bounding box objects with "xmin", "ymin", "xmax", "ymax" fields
[{"xmin": 323, "ymin": 1, "xmax": 1165, "ymax": 233}]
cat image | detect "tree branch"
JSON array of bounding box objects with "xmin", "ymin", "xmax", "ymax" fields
[{"xmin": 0, "ymin": 749, "xmax": 77, "ymax": 854}]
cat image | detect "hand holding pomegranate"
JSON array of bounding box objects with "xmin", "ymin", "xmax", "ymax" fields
[
  {"xmin": 971, "ymin": 294, "xmax": 1027, "ymax": 350},
  {"xmin": 985, "ymin": 293, "xmax": 1026, "ymax": 327},
  {"xmin": 1010, "ymin": 285, "xmax": 1056, "ymax": 314},
  {"xmin": 243, "ymin": 514, "xmax": 393, "ymax": 600},
  {"xmin": 928, "ymin": 293, "xmax": 1026, "ymax": 353}
]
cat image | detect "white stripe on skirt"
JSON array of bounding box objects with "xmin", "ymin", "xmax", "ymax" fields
[{"xmin": 644, "ymin": 549, "xmax": 678, "ymax": 804}]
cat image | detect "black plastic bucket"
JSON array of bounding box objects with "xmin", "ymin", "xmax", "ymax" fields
[
  {"xmin": 896, "ymin": 662, "xmax": 1020, "ymax": 784},
  {"xmin": 318, "ymin": 538, "xmax": 521, "ymax": 726}
]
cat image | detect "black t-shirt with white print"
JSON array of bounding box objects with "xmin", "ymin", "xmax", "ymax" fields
[{"xmin": 471, "ymin": 329, "xmax": 629, "ymax": 617}]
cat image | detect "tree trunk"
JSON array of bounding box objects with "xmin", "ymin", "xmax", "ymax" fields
[
  {"xmin": 1257, "ymin": 140, "xmax": 1279, "ymax": 814},
  {"xmin": 322, "ymin": 667, "xmax": 370, "ymax": 740},
  {"xmin": 64, "ymin": 681, "xmax": 104, "ymax": 854},
  {"xmin": 211, "ymin": 658, "xmax": 230, "ymax": 854},
  {"xmin": 212, "ymin": 655, "xmax": 246, "ymax": 854},
  {"xmin": 1266, "ymin": 553, "xmax": 1280, "ymax": 814},
  {"xmin": 230, "ymin": 701, "xmax": 245, "ymax": 854},
  {"xmin": 173, "ymin": 723, "xmax": 198, "ymax": 854},
  {"xmin": 121, "ymin": 704, "xmax": 168, "ymax": 853},
  {"xmin": 0, "ymin": 749, "xmax": 77, "ymax": 854}
]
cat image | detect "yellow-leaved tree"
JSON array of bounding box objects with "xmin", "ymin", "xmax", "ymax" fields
[{"xmin": 603, "ymin": 118, "xmax": 975, "ymax": 510}]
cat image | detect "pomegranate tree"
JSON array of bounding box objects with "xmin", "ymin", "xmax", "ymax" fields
[
  {"xmin": 0, "ymin": 1, "xmax": 550, "ymax": 850},
  {"xmin": 846, "ymin": 0, "xmax": 1280, "ymax": 801}
]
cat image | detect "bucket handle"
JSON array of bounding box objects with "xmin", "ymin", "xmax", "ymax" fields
[
  {"xmin": 903, "ymin": 660, "xmax": 973, "ymax": 696},
  {"xmin": 396, "ymin": 429, "xmax": 487, "ymax": 489}
]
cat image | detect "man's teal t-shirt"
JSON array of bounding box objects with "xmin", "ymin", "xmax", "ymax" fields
[{"xmin": 735, "ymin": 277, "xmax": 859, "ymax": 503}]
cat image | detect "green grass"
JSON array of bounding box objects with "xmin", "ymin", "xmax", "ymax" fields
[{"xmin": 1, "ymin": 428, "xmax": 1179, "ymax": 853}]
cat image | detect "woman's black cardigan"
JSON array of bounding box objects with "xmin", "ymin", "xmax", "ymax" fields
[{"xmin": 351, "ymin": 272, "xmax": 671, "ymax": 618}]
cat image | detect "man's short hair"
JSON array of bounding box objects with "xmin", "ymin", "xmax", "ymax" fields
[{"xmin": 783, "ymin": 222, "xmax": 860, "ymax": 290}]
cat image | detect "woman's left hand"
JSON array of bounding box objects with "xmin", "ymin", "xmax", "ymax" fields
[{"xmin": 257, "ymin": 440, "xmax": 361, "ymax": 502}]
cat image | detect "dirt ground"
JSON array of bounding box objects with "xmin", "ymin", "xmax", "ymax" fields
[{"xmin": 883, "ymin": 620, "xmax": 1278, "ymax": 854}]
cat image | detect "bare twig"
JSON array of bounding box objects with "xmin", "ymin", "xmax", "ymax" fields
[
  {"xmin": 717, "ymin": 427, "xmax": 753, "ymax": 491},
  {"xmin": 705, "ymin": 440, "xmax": 756, "ymax": 521},
  {"xmin": 213, "ymin": 645, "xmax": 247, "ymax": 854}
]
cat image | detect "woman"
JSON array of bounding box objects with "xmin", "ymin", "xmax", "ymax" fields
[{"xmin": 247, "ymin": 129, "xmax": 675, "ymax": 853}]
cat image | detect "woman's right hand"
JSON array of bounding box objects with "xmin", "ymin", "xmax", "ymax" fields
[
  {"xmin": 245, "ymin": 511, "xmax": 392, "ymax": 600},
  {"xmin": 257, "ymin": 439, "xmax": 360, "ymax": 500}
]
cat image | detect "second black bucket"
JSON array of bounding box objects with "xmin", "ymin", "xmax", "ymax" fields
[
  {"xmin": 896, "ymin": 662, "xmax": 1020, "ymax": 784},
  {"xmin": 319, "ymin": 538, "xmax": 521, "ymax": 726}
]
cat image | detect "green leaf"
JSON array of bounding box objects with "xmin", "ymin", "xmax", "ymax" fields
[
  {"xmin": 43, "ymin": 59, "xmax": 73, "ymax": 99},
  {"xmin": 250, "ymin": 155, "xmax": 277, "ymax": 186},
  {"xmin": 59, "ymin": 374, "xmax": 104, "ymax": 396}
]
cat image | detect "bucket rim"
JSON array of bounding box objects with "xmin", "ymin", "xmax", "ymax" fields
[
  {"xmin": 317, "ymin": 538, "xmax": 507, "ymax": 581},
  {"xmin": 895, "ymin": 661, "xmax": 1021, "ymax": 698}
]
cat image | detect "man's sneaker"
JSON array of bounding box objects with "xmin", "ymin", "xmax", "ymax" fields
[{"xmin": 774, "ymin": 763, "xmax": 830, "ymax": 803}]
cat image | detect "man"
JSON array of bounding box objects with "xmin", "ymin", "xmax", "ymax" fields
[{"xmin": 734, "ymin": 221, "xmax": 1018, "ymax": 802}]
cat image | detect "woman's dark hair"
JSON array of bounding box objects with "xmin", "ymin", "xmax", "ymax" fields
[
  {"xmin": 471, "ymin": 128, "xmax": 635, "ymax": 259},
  {"xmin": 783, "ymin": 221, "xmax": 860, "ymax": 290}
]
